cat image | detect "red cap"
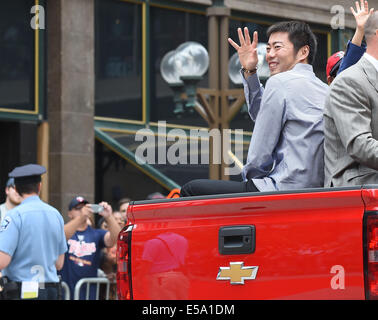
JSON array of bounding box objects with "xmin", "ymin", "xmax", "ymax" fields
[{"xmin": 326, "ymin": 51, "xmax": 344, "ymax": 78}]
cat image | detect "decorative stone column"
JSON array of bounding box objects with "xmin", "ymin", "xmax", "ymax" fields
[{"xmin": 47, "ymin": 0, "xmax": 95, "ymax": 220}]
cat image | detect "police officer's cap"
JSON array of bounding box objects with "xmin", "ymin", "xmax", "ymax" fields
[
  {"xmin": 5, "ymin": 178, "xmax": 15, "ymax": 188},
  {"xmin": 8, "ymin": 164, "xmax": 46, "ymax": 185}
]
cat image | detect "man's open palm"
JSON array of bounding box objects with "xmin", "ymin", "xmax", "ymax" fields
[{"xmin": 228, "ymin": 27, "xmax": 259, "ymax": 71}]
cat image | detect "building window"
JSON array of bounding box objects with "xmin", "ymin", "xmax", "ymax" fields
[
  {"xmin": 95, "ymin": 0, "xmax": 142, "ymax": 121},
  {"xmin": 0, "ymin": 0, "xmax": 36, "ymax": 112},
  {"xmin": 149, "ymin": 6, "xmax": 208, "ymax": 127},
  {"xmin": 312, "ymin": 31, "xmax": 328, "ymax": 83}
]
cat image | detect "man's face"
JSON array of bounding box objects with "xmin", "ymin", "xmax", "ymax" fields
[
  {"xmin": 327, "ymin": 76, "xmax": 335, "ymax": 85},
  {"xmin": 113, "ymin": 211, "xmax": 125, "ymax": 228},
  {"xmin": 5, "ymin": 186, "xmax": 22, "ymax": 206},
  {"xmin": 119, "ymin": 202, "xmax": 129, "ymax": 220},
  {"xmin": 68, "ymin": 203, "xmax": 86, "ymax": 220},
  {"xmin": 266, "ymin": 32, "xmax": 299, "ymax": 76}
]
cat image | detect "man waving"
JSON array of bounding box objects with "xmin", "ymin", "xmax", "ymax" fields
[{"xmin": 181, "ymin": 21, "xmax": 328, "ymax": 196}]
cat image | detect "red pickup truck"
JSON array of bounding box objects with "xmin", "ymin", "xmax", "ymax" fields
[{"xmin": 116, "ymin": 185, "xmax": 378, "ymax": 300}]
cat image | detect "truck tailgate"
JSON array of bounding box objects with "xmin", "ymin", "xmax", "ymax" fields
[{"xmin": 129, "ymin": 189, "xmax": 366, "ymax": 299}]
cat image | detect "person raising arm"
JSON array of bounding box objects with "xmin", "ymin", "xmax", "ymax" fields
[{"xmin": 338, "ymin": 0, "xmax": 374, "ymax": 74}]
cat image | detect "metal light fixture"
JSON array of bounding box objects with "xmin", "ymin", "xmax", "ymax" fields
[
  {"xmin": 228, "ymin": 51, "xmax": 243, "ymax": 85},
  {"xmin": 256, "ymin": 43, "xmax": 270, "ymax": 80},
  {"xmin": 160, "ymin": 50, "xmax": 185, "ymax": 115},
  {"xmin": 173, "ymin": 42, "xmax": 209, "ymax": 109}
]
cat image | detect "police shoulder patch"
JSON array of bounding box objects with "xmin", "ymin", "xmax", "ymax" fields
[{"xmin": 0, "ymin": 216, "xmax": 12, "ymax": 232}]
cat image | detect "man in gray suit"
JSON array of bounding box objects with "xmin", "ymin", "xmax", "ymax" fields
[{"xmin": 324, "ymin": 11, "xmax": 378, "ymax": 187}]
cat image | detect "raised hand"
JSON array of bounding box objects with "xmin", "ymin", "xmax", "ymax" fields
[
  {"xmin": 99, "ymin": 201, "xmax": 113, "ymax": 218},
  {"xmin": 228, "ymin": 27, "xmax": 259, "ymax": 71},
  {"xmin": 351, "ymin": 0, "xmax": 374, "ymax": 30}
]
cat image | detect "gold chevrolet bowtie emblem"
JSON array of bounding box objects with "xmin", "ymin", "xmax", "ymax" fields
[{"xmin": 216, "ymin": 262, "xmax": 259, "ymax": 285}]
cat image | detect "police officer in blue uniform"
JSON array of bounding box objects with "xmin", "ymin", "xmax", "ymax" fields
[{"xmin": 0, "ymin": 164, "xmax": 67, "ymax": 300}]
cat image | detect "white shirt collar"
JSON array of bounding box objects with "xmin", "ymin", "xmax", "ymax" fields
[{"xmin": 364, "ymin": 53, "xmax": 378, "ymax": 72}]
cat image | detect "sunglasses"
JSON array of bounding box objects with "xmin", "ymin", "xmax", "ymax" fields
[
  {"xmin": 329, "ymin": 59, "xmax": 342, "ymax": 78},
  {"xmin": 74, "ymin": 204, "xmax": 86, "ymax": 210}
]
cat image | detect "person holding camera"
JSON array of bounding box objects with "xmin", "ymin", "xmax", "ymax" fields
[{"xmin": 58, "ymin": 196, "xmax": 121, "ymax": 300}]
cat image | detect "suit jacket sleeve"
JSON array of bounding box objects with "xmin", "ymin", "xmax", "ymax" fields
[
  {"xmin": 328, "ymin": 75, "xmax": 378, "ymax": 170},
  {"xmin": 337, "ymin": 40, "xmax": 366, "ymax": 75}
]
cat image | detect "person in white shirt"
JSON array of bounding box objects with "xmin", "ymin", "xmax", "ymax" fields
[{"xmin": 0, "ymin": 178, "xmax": 22, "ymax": 223}]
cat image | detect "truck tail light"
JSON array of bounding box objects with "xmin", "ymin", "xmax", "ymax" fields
[
  {"xmin": 117, "ymin": 225, "xmax": 133, "ymax": 300},
  {"xmin": 364, "ymin": 212, "xmax": 378, "ymax": 300}
]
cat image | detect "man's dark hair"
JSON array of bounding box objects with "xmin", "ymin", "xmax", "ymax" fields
[
  {"xmin": 118, "ymin": 197, "xmax": 131, "ymax": 209},
  {"xmin": 267, "ymin": 21, "xmax": 317, "ymax": 65},
  {"xmin": 14, "ymin": 176, "xmax": 41, "ymax": 196}
]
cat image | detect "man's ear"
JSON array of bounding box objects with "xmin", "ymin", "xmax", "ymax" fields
[
  {"xmin": 68, "ymin": 209, "xmax": 73, "ymax": 219},
  {"xmin": 297, "ymin": 45, "xmax": 310, "ymax": 63}
]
